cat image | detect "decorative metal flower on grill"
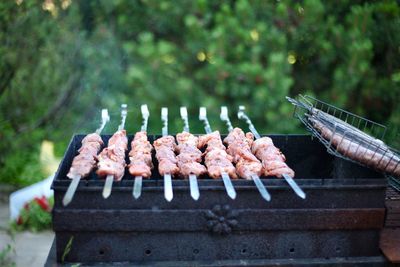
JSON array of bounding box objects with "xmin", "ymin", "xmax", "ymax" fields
[{"xmin": 205, "ymin": 204, "xmax": 238, "ymax": 235}]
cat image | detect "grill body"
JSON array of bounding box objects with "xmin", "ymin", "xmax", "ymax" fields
[{"xmin": 51, "ymin": 134, "xmax": 387, "ymax": 264}]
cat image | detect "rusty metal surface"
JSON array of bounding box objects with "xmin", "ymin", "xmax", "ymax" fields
[{"xmin": 380, "ymin": 228, "xmax": 400, "ymax": 263}]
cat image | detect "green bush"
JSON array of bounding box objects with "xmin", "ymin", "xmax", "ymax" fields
[{"xmin": 0, "ymin": 0, "xmax": 399, "ymax": 186}]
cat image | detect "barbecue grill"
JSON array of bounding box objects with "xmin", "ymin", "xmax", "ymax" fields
[{"xmin": 49, "ymin": 104, "xmax": 389, "ymax": 266}]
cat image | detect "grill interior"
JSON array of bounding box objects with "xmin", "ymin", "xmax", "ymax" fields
[{"xmin": 51, "ymin": 133, "xmax": 387, "ymax": 265}]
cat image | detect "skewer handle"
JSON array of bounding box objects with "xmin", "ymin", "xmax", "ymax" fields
[
  {"xmin": 282, "ymin": 174, "xmax": 306, "ymax": 199},
  {"xmin": 161, "ymin": 107, "xmax": 168, "ymax": 136},
  {"xmin": 133, "ymin": 176, "xmax": 143, "ymax": 199},
  {"xmin": 118, "ymin": 104, "xmax": 128, "ymax": 131},
  {"xmin": 237, "ymin": 106, "xmax": 261, "ymax": 139},
  {"xmin": 95, "ymin": 109, "xmax": 110, "ymax": 134},
  {"xmin": 102, "ymin": 175, "xmax": 114, "ymax": 199},
  {"xmin": 189, "ymin": 174, "xmax": 200, "ymax": 201},
  {"xmin": 62, "ymin": 175, "xmax": 81, "ymax": 206},
  {"xmin": 251, "ymin": 174, "xmax": 271, "ymax": 202},
  {"xmin": 164, "ymin": 173, "xmax": 173, "ymax": 202},
  {"xmin": 221, "ymin": 172, "xmax": 237, "ymax": 199},
  {"xmin": 180, "ymin": 107, "xmax": 190, "ymax": 133},
  {"xmin": 220, "ymin": 106, "xmax": 233, "ymax": 132},
  {"xmin": 199, "ymin": 107, "xmax": 212, "ymax": 134},
  {"xmin": 141, "ymin": 104, "xmax": 149, "ymax": 132}
]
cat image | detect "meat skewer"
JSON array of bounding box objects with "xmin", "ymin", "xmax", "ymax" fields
[
  {"xmin": 130, "ymin": 105, "xmax": 152, "ymax": 199},
  {"xmin": 178, "ymin": 107, "xmax": 203, "ymax": 200},
  {"xmin": 238, "ymin": 106, "xmax": 306, "ymax": 199},
  {"xmin": 309, "ymin": 117, "xmax": 400, "ymax": 176},
  {"xmin": 199, "ymin": 107, "xmax": 237, "ymax": 199},
  {"xmin": 62, "ymin": 109, "xmax": 110, "ymax": 206},
  {"xmin": 98, "ymin": 104, "xmax": 128, "ymax": 199},
  {"xmin": 153, "ymin": 107, "xmax": 175, "ymax": 202},
  {"xmin": 220, "ymin": 106, "xmax": 271, "ymax": 201}
]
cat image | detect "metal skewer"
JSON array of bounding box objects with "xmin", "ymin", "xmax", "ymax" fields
[
  {"xmin": 238, "ymin": 106, "xmax": 306, "ymax": 199},
  {"xmin": 132, "ymin": 104, "xmax": 150, "ymax": 199},
  {"xmin": 220, "ymin": 106, "xmax": 271, "ymax": 202},
  {"xmin": 103, "ymin": 104, "xmax": 128, "ymax": 199},
  {"xmin": 63, "ymin": 109, "xmax": 110, "ymax": 206},
  {"xmin": 180, "ymin": 107, "xmax": 200, "ymax": 201},
  {"xmin": 199, "ymin": 107, "xmax": 237, "ymax": 200},
  {"xmin": 162, "ymin": 107, "xmax": 173, "ymax": 202}
]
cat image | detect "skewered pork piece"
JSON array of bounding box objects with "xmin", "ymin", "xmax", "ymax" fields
[
  {"xmin": 198, "ymin": 131, "xmax": 238, "ymax": 179},
  {"xmin": 128, "ymin": 131, "xmax": 153, "ymax": 178},
  {"xmin": 67, "ymin": 133, "xmax": 104, "ymax": 178},
  {"xmin": 310, "ymin": 117, "xmax": 400, "ymax": 176},
  {"xmin": 176, "ymin": 132, "xmax": 207, "ymax": 177},
  {"xmin": 223, "ymin": 128, "xmax": 263, "ymax": 179},
  {"xmin": 154, "ymin": 135, "xmax": 179, "ymax": 176},
  {"xmin": 251, "ymin": 135, "xmax": 295, "ymax": 178},
  {"xmin": 97, "ymin": 130, "xmax": 128, "ymax": 180}
]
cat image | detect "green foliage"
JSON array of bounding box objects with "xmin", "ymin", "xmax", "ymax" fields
[
  {"xmin": 10, "ymin": 196, "xmax": 53, "ymax": 232},
  {"xmin": 0, "ymin": 0, "xmax": 399, "ymax": 186},
  {"xmin": 0, "ymin": 243, "xmax": 15, "ymax": 267}
]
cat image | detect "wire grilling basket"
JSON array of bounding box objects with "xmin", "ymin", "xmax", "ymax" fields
[{"xmin": 287, "ymin": 95, "xmax": 400, "ymax": 182}]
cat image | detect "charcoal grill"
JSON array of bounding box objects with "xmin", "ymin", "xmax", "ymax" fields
[{"xmin": 51, "ymin": 132, "xmax": 387, "ymax": 265}]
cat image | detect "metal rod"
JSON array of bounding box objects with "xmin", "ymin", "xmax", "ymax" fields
[
  {"xmin": 102, "ymin": 175, "xmax": 113, "ymax": 199},
  {"xmin": 180, "ymin": 106, "xmax": 200, "ymax": 201},
  {"xmin": 161, "ymin": 107, "xmax": 168, "ymax": 137},
  {"xmin": 132, "ymin": 104, "xmax": 150, "ymax": 200},
  {"xmin": 180, "ymin": 106, "xmax": 190, "ymax": 133},
  {"xmin": 251, "ymin": 174, "xmax": 271, "ymax": 201},
  {"xmin": 238, "ymin": 106, "xmax": 306, "ymax": 199},
  {"xmin": 164, "ymin": 173, "xmax": 173, "ymax": 202},
  {"xmin": 63, "ymin": 109, "xmax": 110, "ymax": 206},
  {"xmin": 62, "ymin": 174, "xmax": 81, "ymax": 206},
  {"xmin": 118, "ymin": 104, "xmax": 128, "ymax": 131},
  {"xmin": 133, "ymin": 176, "xmax": 142, "ymax": 199},
  {"xmin": 220, "ymin": 106, "xmax": 233, "ymax": 132},
  {"xmin": 282, "ymin": 174, "xmax": 306, "ymax": 199},
  {"xmin": 141, "ymin": 104, "xmax": 149, "ymax": 132},
  {"xmin": 161, "ymin": 107, "xmax": 173, "ymax": 201},
  {"xmin": 220, "ymin": 106, "xmax": 270, "ymax": 201},
  {"xmin": 103, "ymin": 104, "xmax": 128, "ymax": 199},
  {"xmin": 201, "ymin": 106, "xmax": 236, "ymax": 199},
  {"xmin": 199, "ymin": 107, "xmax": 212, "ymax": 134},
  {"xmin": 221, "ymin": 172, "xmax": 237, "ymax": 199},
  {"xmin": 237, "ymin": 106, "xmax": 261, "ymax": 139},
  {"xmin": 189, "ymin": 174, "xmax": 200, "ymax": 200},
  {"xmin": 95, "ymin": 109, "xmax": 110, "ymax": 135}
]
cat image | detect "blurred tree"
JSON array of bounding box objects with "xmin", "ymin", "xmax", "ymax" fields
[{"xmin": 0, "ymin": 0, "xmax": 399, "ymax": 186}]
